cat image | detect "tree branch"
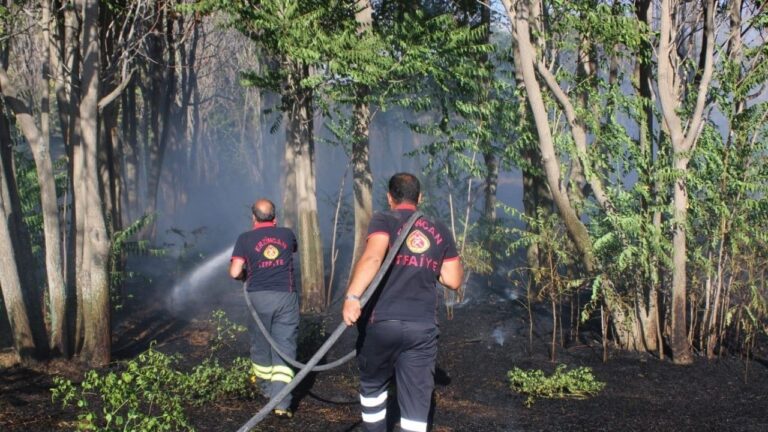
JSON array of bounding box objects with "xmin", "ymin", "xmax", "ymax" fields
[
  {"xmin": 98, "ymin": 69, "xmax": 134, "ymax": 111},
  {"xmin": 535, "ymin": 60, "xmax": 614, "ymax": 214},
  {"xmin": 683, "ymin": 0, "xmax": 715, "ymax": 150}
]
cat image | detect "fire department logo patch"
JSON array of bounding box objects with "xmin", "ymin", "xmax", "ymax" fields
[
  {"xmin": 263, "ymin": 245, "xmax": 280, "ymax": 260},
  {"xmin": 406, "ymin": 230, "xmax": 430, "ymax": 254}
]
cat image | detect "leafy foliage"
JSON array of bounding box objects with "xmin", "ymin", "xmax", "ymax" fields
[
  {"xmin": 51, "ymin": 311, "xmax": 255, "ymax": 431},
  {"xmin": 507, "ymin": 364, "xmax": 605, "ymax": 407}
]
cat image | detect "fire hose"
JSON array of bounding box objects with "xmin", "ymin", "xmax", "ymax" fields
[{"xmin": 236, "ymin": 211, "xmax": 423, "ymax": 432}]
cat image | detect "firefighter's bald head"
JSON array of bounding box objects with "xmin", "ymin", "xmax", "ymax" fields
[{"xmin": 251, "ymin": 199, "xmax": 276, "ymax": 222}]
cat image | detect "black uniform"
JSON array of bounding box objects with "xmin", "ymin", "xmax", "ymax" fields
[
  {"xmin": 357, "ymin": 204, "xmax": 459, "ymax": 432},
  {"xmin": 231, "ymin": 222, "xmax": 298, "ymax": 411}
]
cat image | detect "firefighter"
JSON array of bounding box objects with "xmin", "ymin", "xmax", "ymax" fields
[
  {"xmin": 229, "ymin": 198, "xmax": 298, "ymax": 419},
  {"xmin": 342, "ymin": 173, "xmax": 464, "ymax": 432}
]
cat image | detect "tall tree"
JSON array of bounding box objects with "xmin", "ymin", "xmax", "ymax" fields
[
  {"xmin": 0, "ymin": 63, "xmax": 66, "ymax": 355},
  {"xmin": 78, "ymin": 0, "xmax": 111, "ymax": 366},
  {"xmin": 502, "ymin": 0, "xmax": 596, "ymax": 272},
  {"xmin": 349, "ymin": 0, "xmax": 374, "ymax": 270},
  {"xmin": 656, "ymin": 0, "xmax": 715, "ymax": 365},
  {"xmin": 0, "ymin": 108, "xmax": 36, "ymax": 360}
]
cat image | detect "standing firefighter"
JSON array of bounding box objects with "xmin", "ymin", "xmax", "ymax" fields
[
  {"xmin": 229, "ymin": 199, "xmax": 298, "ymax": 419},
  {"xmin": 343, "ymin": 173, "xmax": 464, "ymax": 432}
]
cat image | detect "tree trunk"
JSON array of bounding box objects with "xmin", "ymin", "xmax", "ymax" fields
[
  {"xmin": 350, "ymin": 97, "xmax": 372, "ymax": 270},
  {"xmin": 479, "ymin": 1, "xmax": 497, "ymax": 228},
  {"xmin": 634, "ymin": 0, "xmax": 660, "ymax": 355},
  {"xmin": 122, "ymin": 80, "xmax": 139, "ymax": 222},
  {"xmin": 0, "ymin": 70, "xmax": 51, "ymax": 357},
  {"xmin": 657, "ymin": 0, "xmax": 715, "ymax": 365},
  {"xmin": 503, "ymin": 0, "xmax": 595, "ymax": 272},
  {"xmin": 349, "ymin": 0, "xmax": 374, "ymax": 272},
  {"xmin": 281, "ymin": 121, "xmax": 297, "ymax": 229},
  {"xmin": 40, "ymin": 0, "xmax": 69, "ymax": 356},
  {"xmin": 0, "ymin": 138, "xmax": 36, "ymax": 359},
  {"xmin": 78, "ymin": 0, "xmax": 110, "ymax": 367},
  {"xmin": 145, "ymin": 3, "xmax": 175, "ymax": 238},
  {"xmin": 287, "ymin": 63, "xmax": 325, "ymax": 312},
  {"xmin": 1, "ymin": 61, "xmax": 67, "ymax": 356}
]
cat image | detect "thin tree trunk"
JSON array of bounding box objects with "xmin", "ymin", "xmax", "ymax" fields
[
  {"xmin": 122, "ymin": 80, "xmax": 139, "ymax": 222},
  {"xmin": 350, "ymin": 96, "xmax": 372, "ymax": 269},
  {"xmin": 2, "ymin": 58, "xmax": 67, "ymax": 357},
  {"xmin": 289, "ymin": 63, "xmax": 325, "ymax": 312},
  {"xmin": 145, "ymin": 2, "xmax": 175, "ymax": 238},
  {"xmin": 503, "ymin": 0, "xmax": 595, "ymax": 272},
  {"xmin": 349, "ymin": 0, "xmax": 374, "ymax": 271},
  {"xmin": 281, "ymin": 116, "xmax": 297, "ymax": 229},
  {"xmin": 634, "ymin": 0, "xmax": 659, "ymax": 354},
  {"xmin": 657, "ymin": 0, "xmax": 715, "ymax": 365},
  {"xmin": 78, "ymin": 0, "xmax": 110, "ymax": 367},
  {"xmin": 0, "ymin": 132, "xmax": 35, "ymax": 359},
  {"xmin": 479, "ymin": 2, "xmax": 497, "ymax": 229},
  {"xmin": 0, "ymin": 200, "xmax": 35, "ymax": 359},
  {"xmin": 0, "ymin": 73, "xmax": 49, "ymax": 359},
  {"xmin": 41, "ymin": 0, "xmax": 68, "ymax": 356}
]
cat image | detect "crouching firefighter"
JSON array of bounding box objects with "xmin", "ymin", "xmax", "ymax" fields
[
  {"xmin": 229, "ymin": 199, "xmax": 298, "ymax": 419},
  {"xmin": 343, "ymin": 173, "xmax": 464, "ymax": 432}
]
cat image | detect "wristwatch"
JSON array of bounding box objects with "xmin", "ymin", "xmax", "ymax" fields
[{"xmin": 345, "ymin": 294, "xmax": 361, "ymax": 302}]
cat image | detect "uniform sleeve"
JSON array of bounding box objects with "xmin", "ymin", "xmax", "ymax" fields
[
  {"xmin": 291, "ymin": 231, "xmax": 298, "ymax": 253},
  {"xmin": 439, "ymin": 222, "xmax": 460, "ymax": 262},
  {"xmin": 231, "ymin": 234, "xmax": 247, "ymax": 264},
  {"xmin": 366, "ymin": 212, "xmax": 390, "ymax": 239}
]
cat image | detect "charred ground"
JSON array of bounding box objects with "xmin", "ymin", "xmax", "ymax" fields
[{"xmin": 2, "ymin": 275, "xmax": 768, "ymax": 432}]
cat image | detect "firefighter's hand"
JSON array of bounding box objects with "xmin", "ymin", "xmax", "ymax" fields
[
  {"xmin": 343, "ymin": 298, "xmax": 361, "ymax": 326},
  {"xmin": 235, "ymin": 270, "xmax": 247, "ymax": 281}
]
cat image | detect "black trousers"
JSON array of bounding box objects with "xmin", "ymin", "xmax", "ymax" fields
[{"xmin": 357, "ymin": 320, "xmax": 438, "ymax": 432}]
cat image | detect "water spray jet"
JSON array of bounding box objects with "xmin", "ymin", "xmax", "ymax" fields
[{"xmin": 168, "ymin": 246, "xmax": 233, "ymax": 314}]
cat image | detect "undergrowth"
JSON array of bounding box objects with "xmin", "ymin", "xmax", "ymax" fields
[
  {"xmin": 507, "ymin": 364, "xmax": 605, "ymax": 407},
  {"xmin": 51, "ymin": 310, "xmax": 255, "ymax": 431}
]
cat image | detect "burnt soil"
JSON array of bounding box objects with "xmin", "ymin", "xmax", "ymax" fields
[{"xmin": 2, "ymin": 275, "xmax": 768, "ymax": 432}]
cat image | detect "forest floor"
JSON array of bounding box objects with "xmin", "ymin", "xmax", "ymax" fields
[{"xmin": 2, "ymin": 265, "xmax": 768, "ymax": 432}]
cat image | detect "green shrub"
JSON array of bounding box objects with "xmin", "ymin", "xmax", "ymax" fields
[
  {"xmin": 51, "ymin": 311, "xmax": 256, "ymax": 431},
  {"xmin": 507, "ymin": 364, "xmax": 605, "ymax": 407}
]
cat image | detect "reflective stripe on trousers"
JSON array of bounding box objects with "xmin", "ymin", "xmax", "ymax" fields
[
  {"xmin": 357, "ymin": 320, "xmax": 438, "ymax": 432},
  {"xmin": 247, "ymin": 290, "xmax": 299, "ymax": 410}
]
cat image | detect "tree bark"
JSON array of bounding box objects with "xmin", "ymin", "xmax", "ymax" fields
[
  {"xmin": 657, "ymin": 0, "xmax": 715, "ymax": 365},
  {"xmin": 281, "ymin": 119, "xmax": 297, "ymax": 229},
  {"xmin": 78, "ymin": 0, "xmax": 110, "ymax": 367},
  {"xmin": 287, "ymin": 62, "xmax": 325, "ymax": 312},
  {"xmin": 350, "ymin": 96, "xmax": 373, "ymax": 269},
  {"xmin": 480, "ymin": 3, "xmax": 497, "ymax": 227},
  {"xmin": 41, "ymin": 0, "xmax": 68, "ymax": 356},
  {"xmin": 503, "ymin": 0, "xmax": 595, "ymax": 272},
  {"xmin": 348, "ymin": 0, "xmax": 374, "ymax": 272},
  {"xmin": 122, "ymin": 79, "xmax": 139, "ymax": 222},
  {"xmin": 145, "ymin": 2, "xmax": 175, "ymax": 238},
  {"xmin": 0, "ymin": 135, "xmax": 36, "ymax": 359},
  {"xmin": 634, "ymin": 0, "xmax": 660, "ymax": 355},
  {"xmin": 0, "ymin": 60, "xmax": 67, "ymax": 356}
]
